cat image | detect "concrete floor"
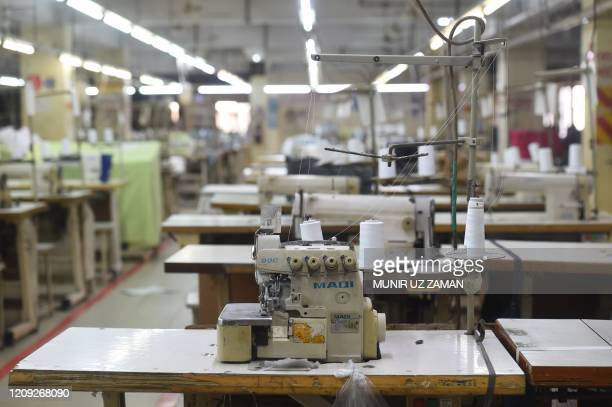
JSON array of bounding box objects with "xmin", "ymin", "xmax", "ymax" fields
[{"xmin": 0, "ymin": 242, "xmax": 193, "ymax": 407}]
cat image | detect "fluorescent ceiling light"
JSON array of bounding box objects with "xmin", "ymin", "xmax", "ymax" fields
[
  {"xmin": 85, "ymin": 86, "xmax": 99, "ymax": 96},
  {"xmin": 198, "ymin": 85, "xmax": 252, "ymax": 95},
  {"xmin": 191, "ymin": 57, "xmax": 215, "ymax": 75},
  {"xmin": 375, "ymin": 83, "xmax": 430, "ymax": 93},
  {"xmin": 299, "ymin": 0, "xmax": 316, "ymax": 32},
  {"xmin": 83, "ymin": 60, "xmax": 102, "ymax": 72},
  {"xmin": 436, "ymin": 17, "xmax": 453, "ymax": 27},
  {"xmin": 103, "ymin": 10, "xmax": 132, "ymax": 33},
  {"xmin": 263, "ymin": 85, "xmax": 312, "ymax": 95},
  {"xmin": 217, "ymin": 69, "xmax": 248, "ymax": 87},
  {"xmin": 168, "ymin": 44, "xmax": 185, "ymax": 59},
  {"xmin": 59, "ymin": 52, "xmax": 83, "ymax": 68},
  {"xmin": 315, "ymin": 84, "xmax": 351, "ymax": 94},
  {"xmin": 66, "ymin": 0, "xmax": 104, "ymax": 20},
  {"xmin": 102, "ymin": 65, "xmax": 132, "ymax": 80},
  {"xmin": 483, "ymin": 0, "xmax": 511, "ymax": 15},
  {"xmin": 139, "ymin": 74, "xmax": 164, "ymax": 86},
  {"xmin": 139, "ymin": 82, "xmax": 183, "ymax": 95},
  {"xmin": 151, "ymin": 36, "xmax": 171, "ymax": 53},
  {"xmin": 373, "ymin": 63, "xmax": 407, "ymax": 85},
  {"xmin": 131, "ymin": 25, "xmax": 154, "ymax": 45},
  {"xmin": 123, "ymin": 85, "xmax": 136, "ymax": 96},
  {"xmin": 252, "ymin": 53, "xmax": 262, "ymax": 63},
  {"xmin": 2, "ymin": 37, "xmax": 35, "ymax": 55},
  {"xmin": 414, "ymin": 51, "xmax": 425, "ymax": 57},
  {"xmin": 0, "ymin": 76, "xmax": 25, "ymax": 87}
]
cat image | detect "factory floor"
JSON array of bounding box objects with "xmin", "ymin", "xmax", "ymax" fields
[{"xmin": 0, "ymin": 240, "xmax": 190, "ymax": 407}]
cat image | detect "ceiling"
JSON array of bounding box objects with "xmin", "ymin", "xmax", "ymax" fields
[{"xmin": 0, "ymin": 0, "xmax": 585, "ymax": 84}]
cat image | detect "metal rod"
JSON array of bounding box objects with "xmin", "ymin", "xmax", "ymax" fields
[
  {"xmin": 467, "ymin": 27, "xmax": 482, "ymax": 201},
  {"xmin": 324, "ymin": 147, "xmax": 427, "ymax": 161},
  {"xmin": 312, "ymin": 53, "xmax": 473, "ymax": 67},
  {"xmin": 369, "ymin": 89, "xmax": 379, "ymax": 193}
]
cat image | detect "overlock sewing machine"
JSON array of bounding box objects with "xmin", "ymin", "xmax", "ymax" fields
[{"xmin": 217, "ymin": 207, "xmax": 386, "ymax": 363}]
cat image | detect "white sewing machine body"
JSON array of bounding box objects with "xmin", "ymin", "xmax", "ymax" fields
[
  {"xmin": 257, "ymin": 174, "xmax": 360, "ymax": 205},
  {"xmin": 217, "ymin": 235, "xmax": 385, "ymax": 363},
  {"xmin": 1, "ymin": 161, "xmax": 64, "ymax": 195},
  {"xmin": 485, "ymin": 169, "xmax": 593, "ymax": 220},
  {"xmin": 292, "ymin": 193, "xmax": 435, "ymax": 248}
]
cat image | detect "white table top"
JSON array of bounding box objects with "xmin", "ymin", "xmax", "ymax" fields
[{"xmin": 10, "ymin": 327, "xmax": 524, "ymax": 395}]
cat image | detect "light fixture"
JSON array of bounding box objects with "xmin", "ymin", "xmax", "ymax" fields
[
  {"xmin": 151, "ymin": 36, "xmax": 171, "ymax": 53},
  {"xmin": 83, "ymin": 60, "xmax": 102, "ymax": 72},
  {"xmin": 0, "ymin": 76, "xmax": 25, "ymax": 87},
  {"xmin": 436, "ymin": 17, "xmax": 453, "ymax": 27},
  {"xmin": 2, "ymin": 37, "xmax": 35, "ymax": 55},
  {"xmin": 59, "ymin": 52, "xmax": 83, "ymax": 68},
  {"xmin": 314, "ymin": 84, "xmax": 351, "ymax": 94},
  {"xmin": 483, "ymin": 0, "xmax": 511, "ymax": 15},
  {"xmin": 66, "ymin": 0, "xmax": 104, "ymax": 20},
  {"xmin": 191, "ymin": 57, "xmax": 215, "ymax": 75},
  {"xmin": 198, "ymin": 85, "xmax": 252, "ymax": 95},
  {"xmin": 167, "ymin": 44, "xmax": 185, "ymax": 59},
  {"xmin": 373, "ymin": 64, "xmax": 407, "ymax": 85},
  {"xmin": 252, "ymin": 53, "xmax": 262, "ymax": 63},
  {"xmin": 375, "ymin": 83, "xmax": 430, "ymax": 93},
  {"xmin": 85, "ymin": 86, "xmax": 99, "ymax": 96},
  {"xmin": 299, "ymin": 0, "xmax": 316, "ymax": 32},
  {"xmin": 139, "ymin": 74, "xmax": 164, "ymax": 86},
  {"xmin": 414, "ymin": 51, "xmax": 425, "ymax": 57},
  {"xmin": 263, "ymin": 85, "xmax": 312, "ymax": 95},
  {"xmin": 103, "ymin": 10, "xmax": 132, "ymax": 34},
  {"xmin": 102, "ymin": 65, "xmax": 132, "ymax": 80},
  {"xmin": 139, "ymin": 82, "xmax": 183, "ymax": 95},
  {"xmin": 123, "ymin": 85, "xmax": 136, "ymax": 96},
  {"xmin": 305, "ymin": 38, "xmax": 319, "ymax": 87},
  {"xmin": 130, "ymin": 25, "xmax": 154, "ymax": 45},
  {"xmin": 217, "ymin": 69, "xmax": 249, "ymax": 87}
]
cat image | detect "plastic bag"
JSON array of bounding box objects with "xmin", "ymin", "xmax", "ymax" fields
[
  {"xmin": 261, "ymin": 358, "xmax": 320, "ymax": 371},
  {"xmin": 332, "ymin": 360, "xmax": 390, "ymax": 407}
]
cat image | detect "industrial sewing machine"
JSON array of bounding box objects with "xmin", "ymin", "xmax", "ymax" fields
[
  {"xmin": 257, "ymin": 174, "xmax": 360, "ymax": 205},
  {"xmin": 217, "ymin": 209, "xmax": 385, "ymax": 362},
  {"xmin": 292, "ymin": 193, "xmax": 435, "ymax": 249},
  {"xmin": 485, "ymin": 169, "xmax": 594, "ymax": 220}
]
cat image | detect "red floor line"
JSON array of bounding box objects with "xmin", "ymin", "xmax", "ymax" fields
[{"xmin": 0, "ymin": 239, "xmax": 172, "ymax": 380}]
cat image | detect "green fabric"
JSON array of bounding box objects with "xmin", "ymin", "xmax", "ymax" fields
[{"xmin": 39, "ymin": 141, "xmax": 163, "ymax": 247}]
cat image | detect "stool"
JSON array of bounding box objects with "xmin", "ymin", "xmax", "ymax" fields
[
  {"xmin": 94, "ymin": 222, "xmax": 113, "ymax": 281},
  {"xmin": 37, "ymin": 242, "xmax": 56, "ymax": 316}
]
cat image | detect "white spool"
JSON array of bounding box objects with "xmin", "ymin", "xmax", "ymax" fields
[
  {"xmin": 528, "ymin": 142, "xmax": 540, "ymax": 163},
  {"xmin": 87, "ymin": 128, "xmax": 98, "ymax": 144},
  {"xmin": 418, "ymin": 145, "xmax": 436, "ymax": 177},
  {"xmin": 300, "ymin": 219, "xmax": 323, "ymax": 241},
  {"xmin": 378, "ymin": 148, "xmax": 396, "ymax": 179},
  {"xmin": 359, "ymin": 219, "xmax": 385, "ymax": 269},
  {"xmin": 538, "ymin": 147, "xmax": 554, "ymax": 172},
  {"xmin": 566, "ymin": 143, "xmax": 585, "ymax": 174},
  {"xmin": 103, "ymin": 128, "xmax": 114, "ymax": 144},
  {"xmin": 503, "ymin": 146, "xmax": 520, "ymax": 167},
  {"xmin": 490, "ymin": 152, "xmax": 499, "ymax": 165},
  {"xmin": 464, "ymin": 197, "xmax": 485, "ymax": 257},
  {"xmin": 40, "ymin": 140, "xmax": 52, "ymax": 160}
]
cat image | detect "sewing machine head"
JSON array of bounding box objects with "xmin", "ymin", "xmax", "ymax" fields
[
  {"xmin": 292, "ymin": 193, "xmax": 435, "ymax": 248},
  {"xmin": 485, "ymin": 168, "xmax": 593, "ymax": 220},
  {"xmin": 257, "ymin": 174, "xmax": 360, "ymax": 205},
  {"xmin": 217, "ymin": 208, "xmax": 385, "ymax": 363}
]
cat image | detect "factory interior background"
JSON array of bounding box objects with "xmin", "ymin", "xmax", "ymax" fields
[{"xmin": 0, "ymin": 0, "xmax": 612, "ymax": 406}]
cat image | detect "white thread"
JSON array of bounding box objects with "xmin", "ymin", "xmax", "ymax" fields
[
  {"xmin": 300, "ymin": 219, "xmax": 323, "ymax": 241},
  {"xmin": 538, "ymin": 147, "xmax": 554, "ymax": 172},
  {"xmin": 418, "ymin": 145, "xmax": 436, "ymax": 176}
]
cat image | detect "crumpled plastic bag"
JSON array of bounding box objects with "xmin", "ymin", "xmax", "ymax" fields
[{"xmin": 332, "ymin": 360, "xmax": 390, "ymax": 407}]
